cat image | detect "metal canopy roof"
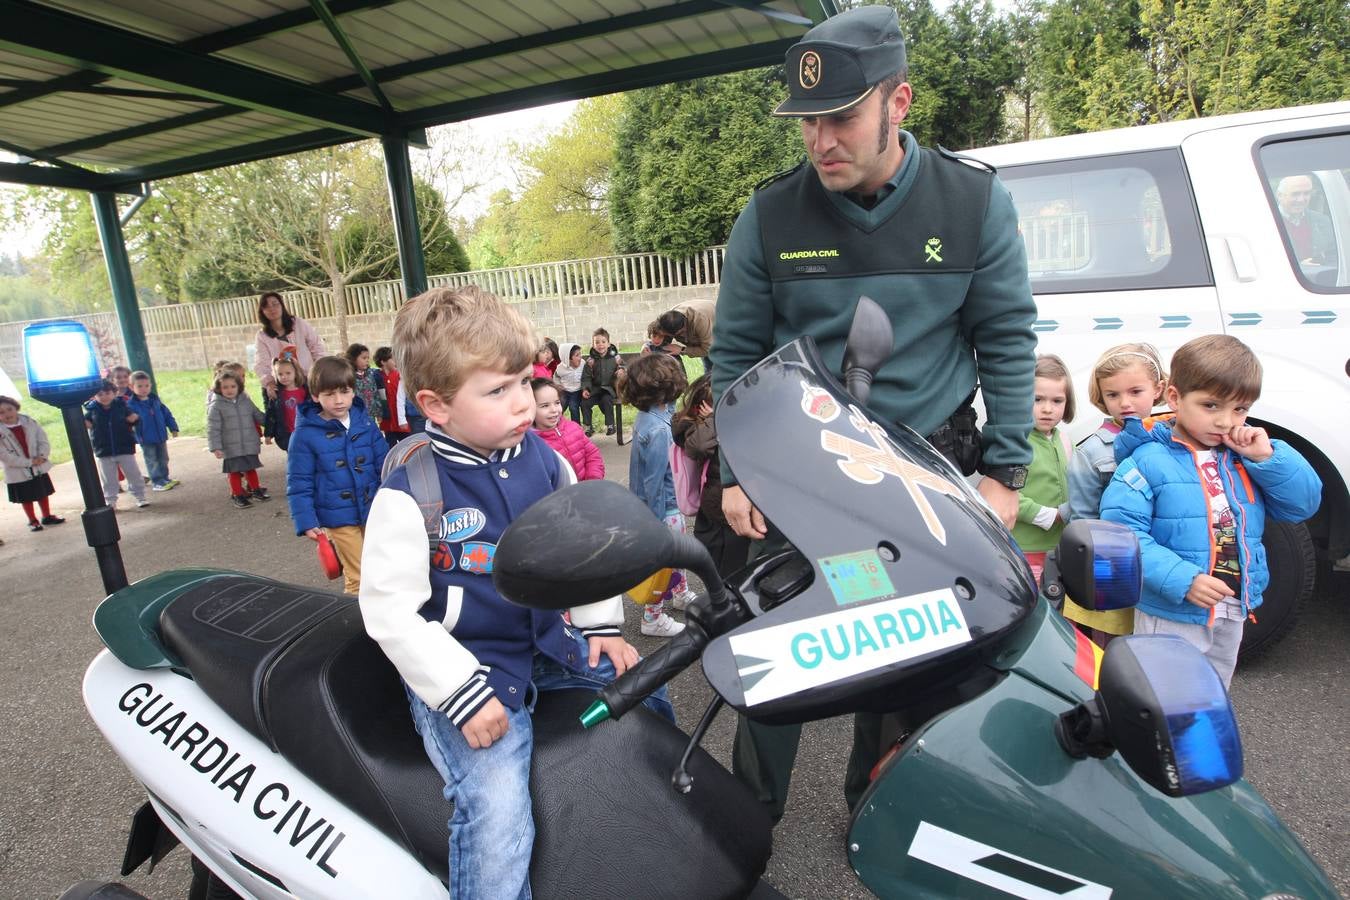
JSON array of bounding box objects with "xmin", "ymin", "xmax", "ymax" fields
[{"xmin": 0, "ymin": 0, "xmax": 833, "ymax": 194}]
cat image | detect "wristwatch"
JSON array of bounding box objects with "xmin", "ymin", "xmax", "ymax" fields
[{"xmin": 981, "ymin": 464, "xmax": 1028, "ymax": 491}]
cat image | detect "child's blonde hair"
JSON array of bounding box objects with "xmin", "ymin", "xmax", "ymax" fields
[
  {"xmin": 1087, "ymin": 342, "xmax": 1167, "ymax": 415},
  {"xmin": 1035, "ymin": 354, "xmax": 1076, "ymax": 424},
  {"xmin": 392, "ymin": 285, "xmax": 535, "ymax": 402}
]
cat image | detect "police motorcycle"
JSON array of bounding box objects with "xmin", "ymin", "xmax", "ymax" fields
[{"xmin": 68, "ymin": 300, "xmax": 1335, "ymax": 899}]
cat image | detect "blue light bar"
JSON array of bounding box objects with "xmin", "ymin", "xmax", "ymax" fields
[
  {"xmin": 1088, "ymin": 521, "xmax": 1142, "ymax": 611},
  {"xmin": 22, "ymin": 320, "xmax": 103, "ymax": 408},
  {"xmin": 1132, "ymin": 636, "xmax": 1243, "ymax": 793}
]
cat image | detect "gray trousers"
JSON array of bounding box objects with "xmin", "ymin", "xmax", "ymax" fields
[
  {"xmin": 1134, "ymin": 609, "xmax": 1243, "ymax": 689},
  {"xmin": 96, "ymin": 454, "xmax": 145, "ymax": 505}
]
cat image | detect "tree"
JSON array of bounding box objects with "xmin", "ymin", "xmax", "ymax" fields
[
  {"xmin": 341, "ymin": 177, "xmax": 471, "ymax": 281},
  {"xmin": 466, "ymin": 189, "xmax": 535, "ymax": 270},
  {"xmin": 611, "ymin": 68, "xmax": 802, "ymax": 256},
  {"xmin": 509, "ymin": 95, "xmax": 624, "ymax": 263},
  {"xmin": 885, "ymin": 0, "xmax": 1023, "ymax": 149}
]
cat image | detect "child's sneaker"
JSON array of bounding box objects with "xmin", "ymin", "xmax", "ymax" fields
[
  {"xmin": 668, "ymin": 587, "xmax": 697, "ymax": 611},
  {"xmin": 135, "ymin": 498, "xmax": 151, "ymax": 509},
  {"xmin": 250, "ymin": 486, "xmax": 271, "ymax": 501},
  {"xmin": 605, "ymin": 425, "xmax": 616, "ymax": 435},
  {"xmin": 1333, "ymin": 552, "xmax": 1350, "ymax": 573},
  {"xmin": 640, "ymin": 613, "xmax": 686, "ymax": 638},
  {"xmin": 230, "ymin": 494, "xmax": 253, "ymax": 509},
  {"xmin": 152, "ymin": 483, "xmax": 170, "ymax": 491}
]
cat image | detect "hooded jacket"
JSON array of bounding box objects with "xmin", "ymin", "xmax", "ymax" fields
[
  {"xmin": 84, "ymin": 397, "xmax": 138, "ymax": 457},
  {"xmin": 555, "ymin": 344, "xmax": 584, "ymax": 393},
  {"xmin": 581, "ymin": 345, "xmax": 624, "ymax": 397},
  {"xmin": 533, "ymin": 417, "xmax": 604, "ymax": 481},
  {"xmin": 285, "ymin": 397, "xmax": 388, "ymax": 534},
  {"xmin": 126, "ymin": 392, "xmax": 179, "ymax": 445},
  {"xmin": 206, "ymin": 392, "xmax": 264, "ymax": 459},
  {"xmin": 1100, "ymin": 415, "xmax": 1321, "ymax": 624}
]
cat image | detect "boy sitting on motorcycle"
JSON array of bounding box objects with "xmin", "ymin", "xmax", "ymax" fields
[{"xmin": 358, "ymin": 285, "xmax": 674, "ymax": 900}]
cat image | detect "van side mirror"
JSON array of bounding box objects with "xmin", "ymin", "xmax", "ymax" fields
[{"xmin": 1055, "ymin": 635, "xmax": 1243, "ymax": 797}]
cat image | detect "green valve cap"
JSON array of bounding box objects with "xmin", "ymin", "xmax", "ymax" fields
[{"xmin": 579, "ymin": 699, "xmax": 612, "ymax": 728}]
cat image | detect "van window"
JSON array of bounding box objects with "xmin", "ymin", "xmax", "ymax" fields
[
  {"xmin": 998, "ymin": 150, "xmax": 1211, "ymax": 294},
  {"xmin": 1258, "ymin": 132, "xmax": 1349, "ymax": 293}
]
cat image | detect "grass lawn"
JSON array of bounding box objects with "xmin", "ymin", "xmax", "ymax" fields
[{"xmin": 12, "ymin": 369, "xmax": 255, "ymax": 466}]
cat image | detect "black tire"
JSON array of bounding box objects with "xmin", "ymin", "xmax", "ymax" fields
[
  {"xmin": 1239, "ymin": 520, "xmax": 1316, "ymax": 662},
  {"xmin": 188, "ymin": 857, "xmax": 241, "ymax": 900}
]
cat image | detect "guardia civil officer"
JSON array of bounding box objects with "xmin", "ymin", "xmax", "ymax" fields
[{"xmin": 708, "ymin": 6, "xmax": 1037, "ymax": 823}]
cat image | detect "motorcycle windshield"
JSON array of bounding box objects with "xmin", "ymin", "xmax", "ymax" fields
[{"xmin": 703, "ymin": 337, "xmax": 1036, "ymax": 724}]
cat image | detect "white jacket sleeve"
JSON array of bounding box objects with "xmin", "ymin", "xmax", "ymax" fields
[
  {"xmin": 550, "ymin": 451, "xmax": 626, "ymax": 633},
  {"xmin": 359, "ymin": 488, "xmax": 486, "ymax": 717}
]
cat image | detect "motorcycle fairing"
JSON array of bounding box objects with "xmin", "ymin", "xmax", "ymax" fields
[
  {"xmin": 847, "ymin": 662, "xmax": 1338, "ymax": 899},
  {"xmin": 705, "ymin": 337, "xmax": 1036, "ymax": 724}
]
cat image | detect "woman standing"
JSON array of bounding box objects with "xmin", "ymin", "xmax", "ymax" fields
[{"xmin": 253, "ymin": 291, "xmax": 327, "ymax": 399}]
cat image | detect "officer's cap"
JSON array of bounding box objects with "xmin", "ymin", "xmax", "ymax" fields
[{"xmin": 773, "ymin": 6, "xmax": 907, "ymax": 117}]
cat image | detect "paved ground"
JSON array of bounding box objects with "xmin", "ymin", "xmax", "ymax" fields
[{"xmin": 0, "ymin": 434, "xmax": 1346, "ymax": 898}]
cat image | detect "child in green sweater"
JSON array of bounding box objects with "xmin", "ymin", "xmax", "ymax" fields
[{"xmin": 1011, "ymin": 355, "xmax": 1075, "ymax": 582}]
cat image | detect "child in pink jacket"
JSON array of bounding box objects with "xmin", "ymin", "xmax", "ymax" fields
[{"xmin": 531, "ymin": 378, "xmax": 604, "ymax": 480}]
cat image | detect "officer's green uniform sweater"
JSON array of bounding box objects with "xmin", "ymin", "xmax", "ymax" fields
[
  {"xmin": 1012, "ymin": 428, "xmax": 1070, "ymax": 553},
  {"xmin": 711, "ymin": 130, "xmax": 1036, "ymax": 484}
]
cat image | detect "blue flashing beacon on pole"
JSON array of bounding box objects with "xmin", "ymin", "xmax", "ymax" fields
[{"xmin": 22, "ymin": 319, "xmax": 103, "ymax": 408}]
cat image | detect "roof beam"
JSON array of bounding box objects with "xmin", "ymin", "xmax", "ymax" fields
[
  {"xmin": 0, "ymin": 137, "xmax": 93, "ymax": 172},
  {"xmin": 319, "ymin": 0, "xmax": 743, "ymax": 93},
  {"xmin": 0, "ymin": 161, "xmax": 142, "ymax": 193},
  {"xmin": 0, "ymin": 0, "xmax": 397, "ymax": 111},
  {"xmin": 0, "ymin": 0, "xmax": 391, "ymax": 137},
  {"xmin": 308, "ymin": 0, "xmax": 394, "ymax": 113},
  {"xmin": 403, "ymin": 38, "xmax": 800, "ymax": 129},
  {"xmin": 39, "ymin": 107, "xmax": 240, "ymax": 159},
  {"xmin": 103, "ymin": 128, "xmax": 360, "ymax": 190},
  {"xmin": 711, "ymin": 1, "xmax": 813, "ymax": 28}
]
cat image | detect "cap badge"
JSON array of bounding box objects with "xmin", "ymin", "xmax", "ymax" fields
[{"xmin": 799, "ymin": 50, "xmax": 822, "ymax": 90}]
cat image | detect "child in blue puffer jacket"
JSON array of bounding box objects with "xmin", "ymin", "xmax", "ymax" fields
[
  {"xmin": 1100, "ymin": 335, "xmax": 1320, "ymax": 688},
  {"xmin": 286, "ymin": 356, "xmax": 388, "ymax": 594}
]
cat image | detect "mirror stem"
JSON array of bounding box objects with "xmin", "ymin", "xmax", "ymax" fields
[{"xmin": 672, "ymin": 696, "xmax": 726, "ymax": 794}]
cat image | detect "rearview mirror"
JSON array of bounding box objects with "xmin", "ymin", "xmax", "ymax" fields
[
  {"xmin": 1045, "ymin": 520, "xmax": 1140, "ymax": 611},
  {"xmin": 494, "ymin": 480, "xmax": 676, "ymax": 610},
  {"xmin": 1056, "ymin": 635, "xmax": 1243, "ymax": 797}
]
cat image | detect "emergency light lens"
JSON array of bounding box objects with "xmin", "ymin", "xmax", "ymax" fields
[
  {"xmin": 1088, "ymin": 521, "xmax": 1141, "ymax": 611},
  {"xmin": 1131, "ymin": 636, "xmax": 1243, "ymax": 794},
  {"xmin": 22, "ymin": 319, "xmax": 102, "ymax": 407}
]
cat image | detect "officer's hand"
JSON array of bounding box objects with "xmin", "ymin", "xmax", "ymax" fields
[
  {"xmin": 723, "ymin": 484, "xmax": 766, "ymax": 540},
  {"xmin": 461, "ymin": 698, "xmax": 510, "ymax": 750},
  {"xmin": 977, "ymin": 478, "xmax": 1019, "ymax": 530}
]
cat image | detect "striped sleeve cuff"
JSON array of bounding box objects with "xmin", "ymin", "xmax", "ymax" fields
[
  {"xmin": 439, "ymin": 666, "xmax": 494, "ymax": 728},
  {"xmin": 580, "ymin": 625, "xmax": 622, "ymax": 639}
]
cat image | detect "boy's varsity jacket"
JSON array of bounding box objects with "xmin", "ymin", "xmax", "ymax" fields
[
  {"xmin": 359, "ymin": 427, "xmax": 623, "ymax": 727},
  {"xmin": 1099, "ymin": 415, "xmax": 1320, "ymax": 625},
  {"xmin": 125, "ymin": 393, "xmax": 179, "ymax": 445}
]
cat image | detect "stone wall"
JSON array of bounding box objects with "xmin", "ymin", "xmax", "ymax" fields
[{"xmin": 0, "ymin": 286, "xmax": 716, "ymax": 379}]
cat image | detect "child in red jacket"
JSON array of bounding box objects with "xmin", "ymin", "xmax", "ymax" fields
[{"xmin": 531, "ymin": 378, "xmax": 603, "ymax": 480}]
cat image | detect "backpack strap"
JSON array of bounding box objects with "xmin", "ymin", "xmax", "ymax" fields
[{"xmin": 381, "ymin": 434, "xmax": 442, "ymax": 549}]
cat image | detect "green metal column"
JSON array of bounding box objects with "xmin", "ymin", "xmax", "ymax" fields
[
  {"xmin": 381, "ymin": 134, "xmax": 428, "ymax": 301},
  {"xmin": 91, "ymin": 191, "xmax": 154, "ymax": 383}
]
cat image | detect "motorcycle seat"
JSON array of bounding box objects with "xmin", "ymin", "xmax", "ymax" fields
[{"xmin": 159, "ymin": 573, "xmax": 772, "ymax": 895}]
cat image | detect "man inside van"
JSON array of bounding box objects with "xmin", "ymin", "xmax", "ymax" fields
[
  {"xmin": 708, "ymin": 6, "xmax": 1037, "ymax": 823},
  {"xmin": 1276, "ymin": 174, "xmax": 1337, "ymax": 270}
]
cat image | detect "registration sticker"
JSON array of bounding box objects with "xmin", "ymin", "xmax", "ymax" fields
[
  {"xmin": 729, "ymin": 587, "xmax": 971, "ymax": 706},
  {"xmin": 819, "ymin": 549, "xmax": 895, "ymax": 606}
]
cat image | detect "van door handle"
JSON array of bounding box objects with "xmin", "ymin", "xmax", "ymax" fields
[{"xmin": 1225, "ymin": 236, "xmax": 1258, "ymax": 282}]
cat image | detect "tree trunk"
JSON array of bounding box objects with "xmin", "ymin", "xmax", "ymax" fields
[{"xmin": 332, "ymin": 272, "xmax": 349, "ymax": 348}]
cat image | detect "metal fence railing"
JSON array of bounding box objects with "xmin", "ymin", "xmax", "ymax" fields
[{"xmin": 118, "ymin": 246, "xmax": 727, "ymax": 336}]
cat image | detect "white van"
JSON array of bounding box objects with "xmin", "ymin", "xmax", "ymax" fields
[{"xmin": 969, "ymin": 101, "xmax": 1350, "ymax": 657}]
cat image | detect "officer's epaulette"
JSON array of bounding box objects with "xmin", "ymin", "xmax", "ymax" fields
[
  {"xmin": 755, "ymin": 159, "xmax": 807, "ymax": 191},
  {"xmin": 936, "ymin": 145, "xmax": 996, "ymax": 175}
]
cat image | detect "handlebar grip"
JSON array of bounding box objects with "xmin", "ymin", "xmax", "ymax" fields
[{"xmin": 599, "ymin": 622, "xmax": 709, "ymax": 720}]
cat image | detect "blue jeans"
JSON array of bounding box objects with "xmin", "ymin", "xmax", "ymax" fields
[
  {"xmin": 141, "ymin": 442, "xmax": 170, "ymax": 486},
  {"xmin": 406, "ymin": 630, "xmax": 674, "ymax": 899},
  {"xmin": 562, "ymin": 389, "xmax": 582, "ymax": 424}
]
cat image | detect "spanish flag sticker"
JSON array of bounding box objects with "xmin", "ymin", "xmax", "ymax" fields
[{"xmin": 1073, "ymin": 629, "xmax": 1105, "ymax": 691}]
